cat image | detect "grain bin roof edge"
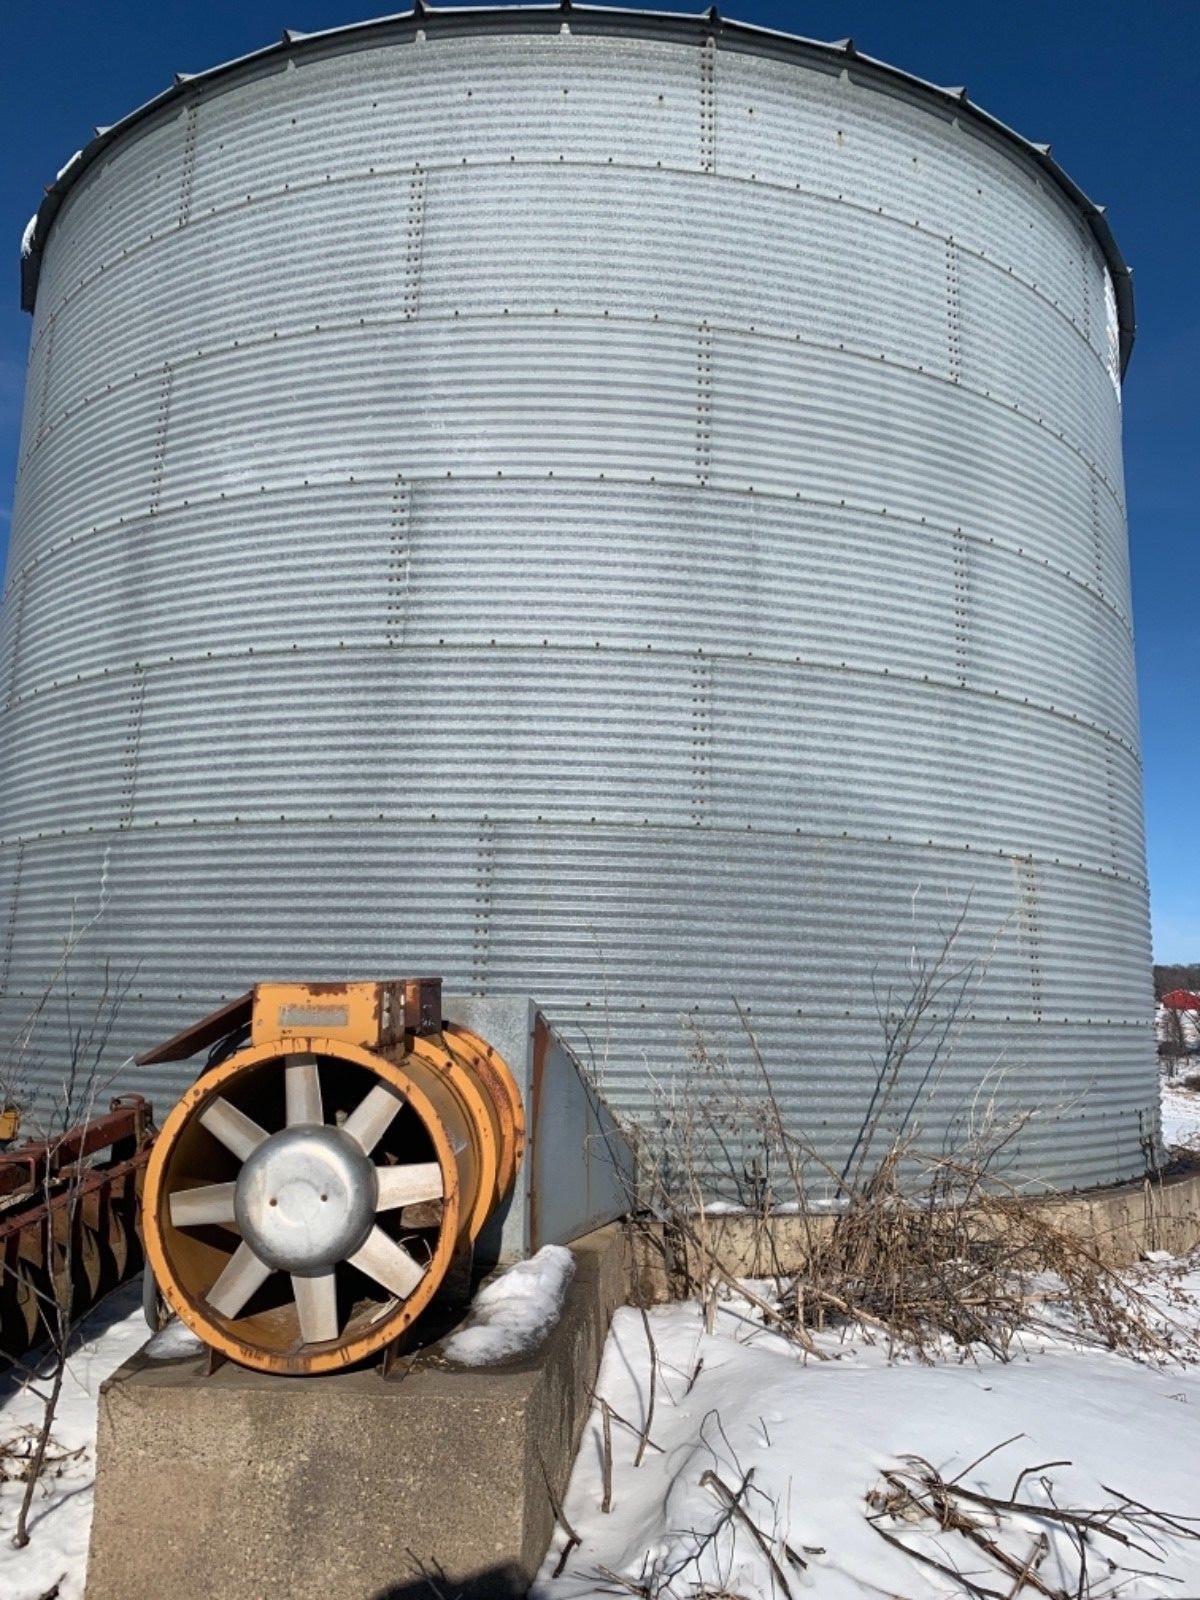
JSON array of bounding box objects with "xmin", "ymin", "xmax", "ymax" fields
[{"xmin": 17, "ymin": 2, "xmax": 1135, "ymax": 373}]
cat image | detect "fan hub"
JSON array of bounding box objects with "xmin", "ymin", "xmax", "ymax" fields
[{"xmin": 234, "ymin": 1124, "xmax": 377, "ymax": 1272}]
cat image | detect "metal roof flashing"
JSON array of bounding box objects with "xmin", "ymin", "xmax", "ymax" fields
[{"xmin": 17, "ymin": 3, "xmax": 1135, "ymax": 373}]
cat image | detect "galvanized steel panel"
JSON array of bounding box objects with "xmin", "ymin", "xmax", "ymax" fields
[
  {"xmin": 151, "ymin": 318, "xmax": 700, "ymax": 502},
  {"xmin": 714, "ymin": 47, "xmax": 1092, "ymax": 340},
  {"xmin": 0, "ymin": 673, "xmax": 130, "ymax": 840},
  {"xmin": 0, "ymin": 16, "xmax": 1154, "ymax": 1193},
  {"xmin": 39, "ymin": 184, "xmax": 417, "ymax": 427},
  {"xmin": 419, "ymin": 164, "xmax": 951, "ymax": 374},
  {"xmin": 967, "ymin": 542, "xmax": 1139, "ymax": 748},
  {"xmin": 185, "ymin": 33, "xmax": 708, "ymax": 215},
  {"xmin": 0, "ymin": 483, "xmax": 396, "ymax": 699},
  {"xmin": 955, "ymin": 250, "xmax": 1122, "ymax": 490},
  {"xmin": 400, "ymin": 481, "xmax": 963, "ymax": 677},
  {"xmin": 708, "ymin": 333, "xmax": 1117, "ymax": 596},
  {"xmin": 9, "ymin": 378, "xmax": 160, "ymax": 571},
  {"xmin": 31, "ymin": 105, "xmax": 188, "ymax": 334}
]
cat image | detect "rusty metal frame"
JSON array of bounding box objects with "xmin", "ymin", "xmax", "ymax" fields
[
  {"xmin": 0, "ymin": 1096, "xmax": 156, "ymax": 1362},
  {"xmin": 0, "ymin": 1096, "xmax": 154, "ymax": 1199}
]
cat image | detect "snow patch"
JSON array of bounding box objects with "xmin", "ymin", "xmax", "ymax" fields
[
  {"xmin": 19, "ymin": 214, "xmax": 37, "ymax": 260},
  {"xmin": 536, "ymin": 1261, "xmax": 1200, "ymax": 1599},
  {"xmin": 442, "ymin": 1244, "xmax": 575, "ymax": 1366},
  {"xmin": 1161, "ymin": 1069, "xmax": 1200, "ymax": 1152},
  {"xmin": 0, "ymin": 1282, "xmax": 149, "ymax": 1600},
  {"xmin": 143, "ymin": 1317, "xmax": 205, "ymax": 1361},
  {"xmin": 55, "ymin": 151, "xmax": 82, "ymax": 182}
]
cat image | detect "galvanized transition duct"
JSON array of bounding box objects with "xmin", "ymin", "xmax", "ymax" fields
[{"xmin": 1, "ymin": 6, "xmax": 1155, "ymax": 1195}]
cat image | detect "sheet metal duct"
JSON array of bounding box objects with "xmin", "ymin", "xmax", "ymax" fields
[{"xmin": 1, "ymin": 7, "xmax": 1155, "ymax": 1194}]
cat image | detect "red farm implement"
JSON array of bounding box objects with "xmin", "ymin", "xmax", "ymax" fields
[{"xmin": 0, "ymin": 1096, "xmax": 156, "ymax": 1362}]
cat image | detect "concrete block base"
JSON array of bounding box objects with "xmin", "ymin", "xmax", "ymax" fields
[
  {"xmin": 629, "ymin": 1161, "xmax": 1200, "ymax": 1299},
  {"xmin": 86, "ymin": 1225, "xmax": 629, "ymax": 1600}
]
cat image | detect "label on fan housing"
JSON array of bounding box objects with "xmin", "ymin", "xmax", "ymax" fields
[{"xmin": 277, "ymin": 1005, "xmax": 350, "ymax": 1029}]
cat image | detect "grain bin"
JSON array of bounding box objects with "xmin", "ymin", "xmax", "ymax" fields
[{"xmin": 3, "ymin": 6, "xmax": 1155, "ymax": 1192}]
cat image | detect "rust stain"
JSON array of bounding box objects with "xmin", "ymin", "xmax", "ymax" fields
[{"xmin": 528, "ymin": 1013, "xmax": 550, "ymax": 1252}]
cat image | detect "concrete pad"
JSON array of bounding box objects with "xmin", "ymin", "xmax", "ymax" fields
[
  {"xmin": 86, "ymin": 1224, "xmax": 629, "ymax": 1600},
  {"xmin": 629, "ymin": 1162, "xmax": 1200, "ymax": 1299}
]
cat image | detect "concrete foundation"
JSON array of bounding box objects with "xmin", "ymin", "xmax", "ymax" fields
[
  {"xmin": 86, "ymin": 1225, "xmax": 628, "ymax": 1600},
  {"xmin": 631, "ymin": 1160, "xmax": 1200, "ymax": 1296}
]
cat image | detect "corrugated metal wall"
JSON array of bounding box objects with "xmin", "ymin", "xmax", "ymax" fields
[{"xmin": 0, "ymin": 13, "xmax": 1156, "ymax": 1190}]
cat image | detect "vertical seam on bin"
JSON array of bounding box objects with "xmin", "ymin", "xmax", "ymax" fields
[
  {"xmin": 404, "ymin": 167, "xmax": 427, "ymax": 320},
  {"xmin": 119, "ymin": 665, "xmax": 146, "ymax": 831},
  {"xmin": 148, "ymin": 364, "xmax": 175, "ymax": 517},
  {"xmin": 387, "ymin": 474, "xmax": 411, "ymax": 647},
  {"xmin": 1015, "ymin": 854, "xmax": 1043, "ymax": 1024},
  {"xmin": 1104, "ymin": 747, "xmax": 1119, "ymax": 871},
  {"xmin": 946, "ymin": 240, "xmax": 962, "ymax": 382},
  {"xmin": 0, "ymin": 843, "xmax": 25, "ymax": 1000},
  {"xmin": 179, "ymin": 99, "xmax": 200, "ymax": 227},
  {"xmin": 696, "ymin": 321, "xmax": 713, "ymax": 486},
  {"xmin": 691, "ymin": 655, "xmax": 714, "ymax": 826},
  {"xmin": 700, "ymin": 35, "xmax": 717, "ymax": 174},
  {"xmin": 1089, "ymin": 469, "xmax": 1104, "ymax": 596},
  {"xmin": 34, "ymin": 313, "xmax": 57, "ymax": 451},
  {"xmin": 472, "ymin": 816, "xmax": 496, "ymax": 994},
  {"xmin": 4, "ymin": 574, "xmax": 28, "ymax": 712},
  {"xmin": 952, "ymin": 527, "xmax": 970, "ymax": 686}
]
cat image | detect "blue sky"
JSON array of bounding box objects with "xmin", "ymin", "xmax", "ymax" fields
[{"xmin": 0, "ymin": 1, "xmax": 1195, "ymax": 957}]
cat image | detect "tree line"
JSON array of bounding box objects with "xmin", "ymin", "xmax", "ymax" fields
[{"xmin": 1154, "ymin": 963, "xmax": 1200, "ymax": 1000}]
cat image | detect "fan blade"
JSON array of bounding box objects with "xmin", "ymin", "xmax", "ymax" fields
[
  {"xmin": 348, "ymin": 1226, "xmax": 425, "ymax": 1299},
  {"xmin": 169, "ymin": 1182, "xmax": 239, "ymax": 1229},
  {"xmin": 285, "ymin": 1053, "xmax": 323, "ymax": 1127},
  {"xmin": 199, "ymin": 1097, "xmax": 268, "ymax": 1162},
  {"xmin": 343, "ymin": 1083, "xmax": 404, "ymax": 1155},
  {"xmin": 292, "ymin": 1269, "xmax": 339, "ymax": 1344},
  {"xmin": 206, "ymin": 1242, "xmax": 272, "ymax": 1319},
  {"xmin": 375, "ymin": 1162, "xmax": 444, "ymax": 1211}
]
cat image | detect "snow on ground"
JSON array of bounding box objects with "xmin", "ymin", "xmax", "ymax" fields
[
  {"xmin": 442, "ymin": 1243, "xmax": 576, "ymax": 1365},
  {"xmin": 0, "ymin": 1282, "xmax": 146, "ymax": 1600},
  {"xmin": 536, "ymin": 1261, "xmax": 1200, "ymax": 1600},
  {"xmin": 5, "ymin": 1259, "xmax": 1200, "ymax": 1599},
  {"xmin": 1161, "ymin": 1067, "xmax": 1200, "ymax": 1152}
]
